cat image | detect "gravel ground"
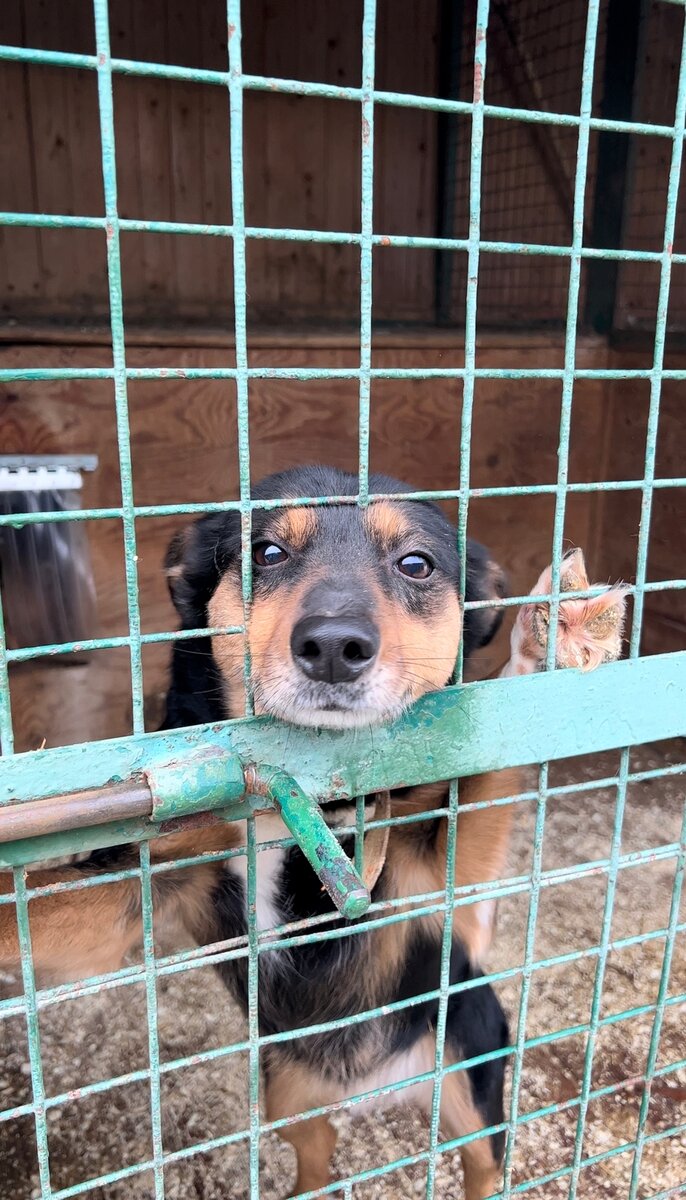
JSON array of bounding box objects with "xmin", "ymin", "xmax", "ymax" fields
[{"xmin": 1, "ymin": 741, "xmax": 685, "ymax": 1200}]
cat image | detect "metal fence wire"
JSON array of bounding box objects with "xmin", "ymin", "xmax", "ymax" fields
[{"xmin": 0, "ymin": 1, "xmax": 685, "ymax": 1198}]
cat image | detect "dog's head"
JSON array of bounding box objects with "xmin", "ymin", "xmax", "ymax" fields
[{"xmin": 165, "ymin": 466, "xmax": 506, "ymax": 728}]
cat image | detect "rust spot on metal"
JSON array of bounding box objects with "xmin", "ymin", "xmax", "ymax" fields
[
  {"xmin": 228, "ymin": 22, "xmax": 236, "ymax": 38},
  {"xmin": 379, "ymin": 236, "xmax": 391, "ymax": 247},
  {"xmin": 473, "ymin": 62, "xmax": 484, "ymax": 103},
  {"xmin": 97, "ymin": 52, "xmax": 107, "ymax": 67},
  {"xmin": 362, "ymin": 115, "xmax": 371, "ymax": 145}
]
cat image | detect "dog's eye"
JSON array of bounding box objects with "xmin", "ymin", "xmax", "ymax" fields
[
  {"xmin": 396, "ymin": 553, "xmax": 434, "ymax": 579},
  {"xmin": 253, "ymin": 543, "xmax": 288, "ymax": 567}
]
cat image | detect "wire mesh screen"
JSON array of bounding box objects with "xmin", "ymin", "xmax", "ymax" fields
[
  {"xmin": 0, "ymin": 1, "xmax": 685, "ymax": 1199},
  {"xmin": 439, "ymin": 0, "xmax": 608, "ymax": 327},
  {"xmin": 615, "ymin": 0, "xmax": 686, "ymax": 336}
]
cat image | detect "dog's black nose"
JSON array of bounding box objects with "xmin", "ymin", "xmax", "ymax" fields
[{"xmin": 291, "ymin": 615, "xmax": 379, "ymax": 683}]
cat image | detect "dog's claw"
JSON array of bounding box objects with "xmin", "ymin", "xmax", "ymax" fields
[{"xmin": 506, "ymin": 549, "xmax": 629, "ymax": 676}]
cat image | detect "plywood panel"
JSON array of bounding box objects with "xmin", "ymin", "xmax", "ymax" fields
[
  {"xmin": 0, "ymin": 0, "xmax": 634, "ymax": 331},
  {"xmin": 590, "ymin": 346, "xmax": 686, "ymax": 659},
  {"xmin": 0, "ymin": 336, "xmax": 610, "ymax": 751}
]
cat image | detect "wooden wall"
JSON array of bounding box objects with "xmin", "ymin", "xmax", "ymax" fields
[
  {"xmin": 1, "ymin": 332, "xmax": 611, "ymax": 752},
  {"xmin": 0, "ymin": 0, "xmax": 616, "ymax": 331}
]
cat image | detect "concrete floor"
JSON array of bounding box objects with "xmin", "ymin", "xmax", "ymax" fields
[{"xmin": 1, "ymin": 741, "xmax": 685, "ymax": 1200}]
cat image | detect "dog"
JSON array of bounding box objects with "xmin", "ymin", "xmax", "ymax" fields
[{"xmin": 0, "ymin": 466, "xmax": 627, "ymax": 1199}]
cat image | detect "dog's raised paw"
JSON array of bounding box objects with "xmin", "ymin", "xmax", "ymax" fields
[{"xmin": 506, "ymin": 549, "xmax": 629, "ymax": 676}]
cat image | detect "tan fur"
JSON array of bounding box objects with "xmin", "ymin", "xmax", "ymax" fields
[
  {"xmin": 0, "ymin": 827, "xmax": 235, "ymax": 983},
  {"xmin": 440, "ymin": 1063, "xmax": 500, "ymax": 1199},
  {"xmin": 364, "ymin": 500, "xmax": 412, "ymax": 546},
  {"xmin": 382, "ymin": 772, "xmax": 516, "ymax": 964},
  {"xmin": 0, "ymin": 867, "xmax": 145, "ymax": 981},
  {"xmin": 270, "ymin": 507, "xmax": 318, "ymax": 551},
  {"xmin": 208, "ymin": 574, "xmax": 249, "ymax": 716},
  {"xmin": 264, "ymin": 1060, "xmax": 339, "ymax": 1195},
  {"xmin": 265, "ymin": 1034, "xmax": 498, "ymax": 1200},
  {"xmin": 375, "ymin": 587, "xmax": 462, "ymax": 702}
]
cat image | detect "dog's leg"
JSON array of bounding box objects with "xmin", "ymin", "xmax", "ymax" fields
[
  {"xmin": 417, "ymin": 1063, "xmax": 501, "ymax": 1200},
  {"xmin": 0, "ymin": 861, "xmax": 147, "ymax": 979},
  {"xmin": 264, "ymin": 1056, "xmax": 338, "ymax": 1198},
  {"xmin": 0, "ymin": 829, "xmax": 230, "ymax": 982},
  {"xmin": 501, "ymin": 547, "xmax": 628, "ymax": 678}
]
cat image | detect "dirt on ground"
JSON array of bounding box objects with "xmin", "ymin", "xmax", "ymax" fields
[{"xmin": 1, "ymin": 741, "xmax": 685, "ymax": 1200}]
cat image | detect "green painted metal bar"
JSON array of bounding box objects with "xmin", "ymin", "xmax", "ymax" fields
[
  {"xmin": 429, "ymin": 0, "xmax": 490, "ymax": 1187},
  {"xmin": 354, "ymin": 795, "xmax": 366, "ymax": 876},
  {"xmin": 1, "ymin": 482, "xmax": 685, "ymax": 535},
  {"xmin": 245, "ymin": 817, "xmax": 261, "ymax": 1200},
  {"xmin": 2, "ymin": 39, "xmax": 686, "ymax": 140},
  {"xmin": 545, "ymin": 0, "xmax": 600, "ymax": 673},
  {"xmin": 1, "ymin": 755, "xmax": 681, "ymax": 902},
  {"xmin": 226, "ymin": 0, "xmax": 254, "ymax": 713},
  {"xmin": 505, "ymin": 9, "xmax": 602, "ymax": 1175},
  {"xmin": 566, "ymin": 745, "xmax": 631, "ymax": 1198},
  {"xmin": 425, "ymin": 777, "xmax": 459, "ymax": 1198},
  {"xmin": 138, "ymin": 842, "xmax": 165, "ymax": 1199},
  {"xmin": 92, "ymin": 0, "xmax": 145, "ymax": 734},
  {"xmin": 0, "ymin": 585, "xmax": 13, "ymax": 755},
  {"xmin": 6, "ymin": 207, "xmax": 686, "ymax": 267},
  {"xmin": 5, "ymin": 627, "xmax": 243, "ymax": 664},
  {"xmin": 434, "ymin": 0, "xmax": 466, "ymax": 323},
  {"xmin": 13, "ymin": 867, "xmax": 52, "ymax": 1198},
  {"xmin": 357, "ymin": 0, "xmax": 377, "ymax": 503},
  {"xmin": 502, "ymin": 758, "xmax": 550, "ymax": 1193},
  {"xmin": 7, "ymin": 364, "xmax": 686, "ymax": 383},
  {"xmin": 627, "ymin": 794, "xmax": 686, "ymax": 1197},
  {"xmin": 570, "ymin": 16, "xmax": 686, "ymax": 1188},
  {"xmin": 249, "ymin": 765, "xmax": 370, "ymax": 919},
  {"xmin": 2, "ymin": 652, "xmax": 685, "ymax": 822},
  {"xmin": 629, "ymin": 13, "xmax": 686, "ymax": 658},
  {"xmin": 455, "ymin": 0, "xmax": 488, "ymax": 683}
]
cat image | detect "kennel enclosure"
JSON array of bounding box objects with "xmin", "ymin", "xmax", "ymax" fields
[{"xmin": 1, "ymin": 0, "xmax": 686, "ymax": 1197}]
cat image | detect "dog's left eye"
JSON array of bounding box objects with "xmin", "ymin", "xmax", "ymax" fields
[
  {"xmin": 396, "ymin": 553, "xmax": 434, "ymax": 579},
  {"xmin": 253, "ymin": 543, "xmax": 289, "ymax": 567}
]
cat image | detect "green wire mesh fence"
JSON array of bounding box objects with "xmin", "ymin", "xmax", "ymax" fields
[{"xmin": 0, "ymin": 0, "xmax": 686, "ymax": 1197}]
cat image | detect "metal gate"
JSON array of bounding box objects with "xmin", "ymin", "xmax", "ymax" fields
[{"xmin": 1, "ymin": 1, "xmax": 686, "ymax": 1197}]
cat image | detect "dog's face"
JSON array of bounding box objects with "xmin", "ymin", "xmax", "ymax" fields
[{"xmin": 166, "ymin": 467, "xmax": 506, "ymax": 729}]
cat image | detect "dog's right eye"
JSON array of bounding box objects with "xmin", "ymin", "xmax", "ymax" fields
[{"xmin": 253, "ymin": 543, "xmax": 289, "ymax": 567}]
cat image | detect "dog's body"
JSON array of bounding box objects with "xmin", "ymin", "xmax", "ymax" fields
[{"xmin": 0, "ymin": 467, "xmax": 627, "ymax": 1199}]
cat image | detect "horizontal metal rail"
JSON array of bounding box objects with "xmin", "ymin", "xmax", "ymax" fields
[{"xmin": 1, "ymin": 654, "xmax": 685, "ymax": 865}]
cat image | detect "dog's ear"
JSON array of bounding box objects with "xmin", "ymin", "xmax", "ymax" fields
[
  {"xmin": 462, "ymin": 539, "xmax": 508, "ymax": 660},
  {"xmin": 165, "ymin": 512, "xmax": 241, "ymax": 629}
]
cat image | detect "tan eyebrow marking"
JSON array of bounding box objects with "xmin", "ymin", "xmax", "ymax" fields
[
  {"xmin": 270, "ymin": 507, "xmax": 318, "ymax": 550},
  {"xmin": 364, "ymin": 501, "xmax": 411, "ymax": 547}
]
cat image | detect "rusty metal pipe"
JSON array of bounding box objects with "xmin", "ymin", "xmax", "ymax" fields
[{"xmin": 0, "ymin": 781, "xmax": 154, "ymax": 844}]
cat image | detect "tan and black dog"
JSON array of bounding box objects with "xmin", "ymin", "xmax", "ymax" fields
[{"xmin": 0, "ymin": 466, "xmax": 627, "ymax": 1199}]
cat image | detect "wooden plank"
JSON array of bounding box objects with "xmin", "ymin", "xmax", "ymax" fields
[
  {"xmin": 127, "ymin": 0, "xmax": 176, "ymax": 320},
  {"xmin": 591, "ymin": 346, "xmax": 686, "ymax": 656},
  {"xmin": 0, "ymin": 0, "xmax": 44, "ymax": 321}
]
